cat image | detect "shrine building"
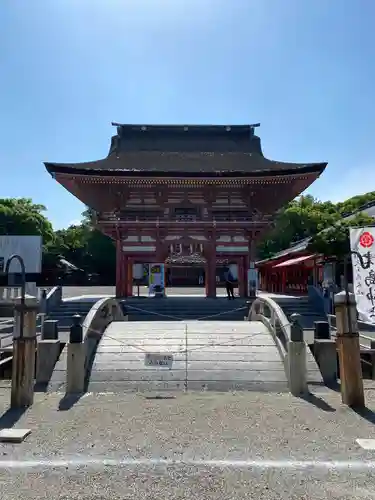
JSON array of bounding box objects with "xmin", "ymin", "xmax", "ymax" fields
[{"xmin": 44, "ymin": 123, "xmax": 327, "ymax": 298}]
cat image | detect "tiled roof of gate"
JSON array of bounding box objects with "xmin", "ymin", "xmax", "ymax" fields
[{"xmin": 44, "ymin": 124, "xmax": 327, "ymax": 177}]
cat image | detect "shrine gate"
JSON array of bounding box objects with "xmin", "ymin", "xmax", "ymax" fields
[{"xmin": 45, "ymin": 123, "xmax": 327, "ymax": 297}]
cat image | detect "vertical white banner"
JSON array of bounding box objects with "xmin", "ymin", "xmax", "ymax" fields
[{"xmin": 349, "ymin": 227, "xmax": 375, "ymax": 324}]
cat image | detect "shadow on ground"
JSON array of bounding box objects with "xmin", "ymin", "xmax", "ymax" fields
[
  {"xmin": 0, "ymin": 407, "xmax": 28, "ymax": 428},
  {"xmin": 298, "ymin": 392, "xmax": 336, "ymax": 412},
  {"xmin": 353, "ymin": 406, "xmax": 375, "ymax": 425},
  {"xmin": 58, "ymin": 393, "xmax": 85, "ymax": 411}
]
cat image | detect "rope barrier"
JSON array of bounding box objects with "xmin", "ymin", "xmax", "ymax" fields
[
  {"xmin": 100, "ymin": 318, "xmax": 271, "ymax": 358},
  {"xmin": 124, "ymin": 303, "xmax": 248, "ymax": 321}
]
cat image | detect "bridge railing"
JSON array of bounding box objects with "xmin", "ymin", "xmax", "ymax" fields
[
  {"xmin": 81, "ymin": 297, "xmax": 125, "ymax": 376},
  {"xmin": 0, "ymin": 286, "xmax": 44, "ymax": 303},
  {"xmin": 248, "ymin": 295, "xmax": 291, "ymax": 374},
  {"xmin": 248, "ymin": 295, "xmax": 310, "ymax": 395},
  {"xmin": 0, "ymin": 286, "xmax": 62, "ymax": 350},
  {"xmin": 45, "ymin": 286, "xmax": 62, "ymax": 314}
]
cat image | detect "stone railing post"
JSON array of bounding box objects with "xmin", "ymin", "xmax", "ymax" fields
[
  {"xmin": 11, "ymin": 296, "xmax": 38, "ymax": 408},
  {"xmin": 245, "ymin": 300, "xmax": 253, "ymax": 320},
  {"xmin": 313, "ymin": 319, "xmax": 337, "ymax": 385},
  {"xmin": 66, "ymin": 314, "xmax": 85, "ymax": 394},
  {"xmin": 36, "ymin": 319, "xmax": 60, "ymax": 385},
  {"xmin": 42, "ymin": 319, "xmax": 59, "ymax": 340},
  {"xmin": 288, "ymin": 313, "xmax": 307, "ymax": 396},
  {"xmin": 314, "ymin": 321, "xmax": 330, "ymax": 340},
  {"xmin": 334, "ymin": 291, "xmax": 364, "ymax": 407}
]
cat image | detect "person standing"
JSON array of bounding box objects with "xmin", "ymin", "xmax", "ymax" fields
[{"xmin": 224, "ymin": 267, "xmax": 235, "ymax": 300}]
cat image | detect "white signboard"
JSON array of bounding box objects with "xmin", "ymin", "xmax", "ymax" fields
[
  {"xmin": 133, "ymin": 263, "xmax": 144, "ymax": 280},
  {"xmin": 0, "ymin": 236, "xmax": 42, "ymax": 274},
  {"xmin": 144, "ymin": 353, "xmax": 173, "ymax": 367},
  {"xmin": 349, "ymin": 227, "xmax": 375, "ymax": 324},
  {"xmin": 247, "ymin": 267, "xmax": 258, "ymax": 296}
]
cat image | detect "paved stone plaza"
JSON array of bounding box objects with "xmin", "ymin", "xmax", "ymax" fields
[{"xmin": 1, "ymin": 388, "xmax": 375, "ymax": 498}]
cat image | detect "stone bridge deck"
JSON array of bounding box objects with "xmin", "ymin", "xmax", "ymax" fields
[{"xmin": 85, "ymin": 321, "xmax": 289, "ymax": 393}]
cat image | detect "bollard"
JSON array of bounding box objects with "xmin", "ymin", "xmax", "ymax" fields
[
  {"xmin": 288, "ymin": 314, "xmax": 307, "ymax": 395},
  {"xmin": 66, "ymin": 315, "xmax": 85, "ymax": 393},
  {"xmin": 290, "ymin": 313, "xmax": 304, "ymax": 342},
  {"xmin": 42, "ymin": 319, "xmax": 59, "ymax": 340},
  {"xmin": 334, "ymin": 291, "xmax": 364, "ymax": 407},
  {"xmin": 314, "ymin": 339, "xmax": 337, "ymax": 385},
  {"xmin": 246, "ymin": 300, "xmax": 253, "ymax": 321},
  {"xmin": 36, "ymin": 339, "xmax": 60, "ymax": 384},
  {"xmin": 314, "ymin": 321, "xmax": 330, "ymax": 340},
  {"xmin": 69, "ymin": 315, "xmax": 83, "ymax": 343},
  {"xmin": 11, "ymin": 295, "xmax": 38, "ymax": 408}
]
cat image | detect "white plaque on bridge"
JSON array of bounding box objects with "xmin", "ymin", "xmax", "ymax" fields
[{"xmin": 145, "ymin": 353, "xmax": 173, "ymax": 367}]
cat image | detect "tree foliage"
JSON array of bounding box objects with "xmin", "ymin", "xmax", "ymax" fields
[
  {"xmin": 257, "ymin": 193, "xmax": 375, "ymax": 261},
  {"xmin": 0, "ymin": 198, "xmax": 54, "ymax": 244},
  {"xmin": 309, "ymin": 212, "xmax": 375, "ymax": 260}
]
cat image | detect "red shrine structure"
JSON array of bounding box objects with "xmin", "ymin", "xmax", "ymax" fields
[
  {"xmin": 45, "ymin": 123, "xmax": 327, "ymax": 298},
  {"xmin": 256, "ymin": 238, "xmax": 324, "ymax": 295}
]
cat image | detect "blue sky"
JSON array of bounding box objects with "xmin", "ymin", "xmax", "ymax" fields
[{"xmin": 1, "ymin": 0, "xmax": 374, "ymax": 229}]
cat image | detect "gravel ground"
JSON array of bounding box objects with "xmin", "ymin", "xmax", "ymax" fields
[{"xmin": 1, "ymin": 388, "xmax": 375, "ymax": 497}]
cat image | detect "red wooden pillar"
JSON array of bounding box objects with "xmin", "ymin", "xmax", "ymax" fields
[
  {"xmin": 205, "ymin": 245, "xmax": 216, "ymax": 298},
  {"xmin": 244, "ymin": 253, "xmax": 250, "ymax": 298},
  {"xmin": 281, "ymin": 268, "xmax": 287, "ymax": 294},
  {"xmin": 115, "ymin": 239, "xmax": 123, "ymax": 298},
  {"xmin": 238, "ymin": 256, "xmax": 245, "ymax": 297},
  {"xmin": 122, "ymin": 254, "xmax": 129, "ymax": 297},
  {"xmin": 126, "ymin": 258, "xmax": 133, "ymax": 297}
]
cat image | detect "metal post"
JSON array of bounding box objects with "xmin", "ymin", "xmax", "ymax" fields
[{"xmin": 5, "ymin": 255, "xmax": 26, "ymax": 340}]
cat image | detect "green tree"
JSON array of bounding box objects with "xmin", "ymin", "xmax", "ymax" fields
[
  {"xmin": 257, "ymin": 195, "xmax": 341, "ymax": 259},
  {"xmin": 0, "ymin": 198, "xmax": 54, "ymax": 244},
  {"xmin": 336, "ymin": 191, "xmax": 375, "ymax": 215},
  {"xmin": 257, "ymin": 192, "xmax": 375, "ymax": 261},
  {"xmin": 44, "ymin": 221, "xmax": 116, "ymax": 280},
  {"xmin": 79, "ymin": 207, "xmax": 116, "ymax": 276},
  {"xmin": 309, "ymin": 212, "xmax": 375, "ymax": 261},
  {"xmin": 44, "ymin": 224, "xmax": 90, "ymax": 271}
]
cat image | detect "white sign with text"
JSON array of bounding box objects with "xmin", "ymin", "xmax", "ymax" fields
[
  {"xmin": 144, "ymin": 353, "xmax": 173, "ymax": 368},
  {"xmin": 349, "ymin": 227, "xmax": 375, "ymax": 324}
]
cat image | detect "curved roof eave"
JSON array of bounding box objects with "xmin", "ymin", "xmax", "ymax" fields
[{"xmin": 44, "ymin": 154, "xmax": 327, "ymax": 178}]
